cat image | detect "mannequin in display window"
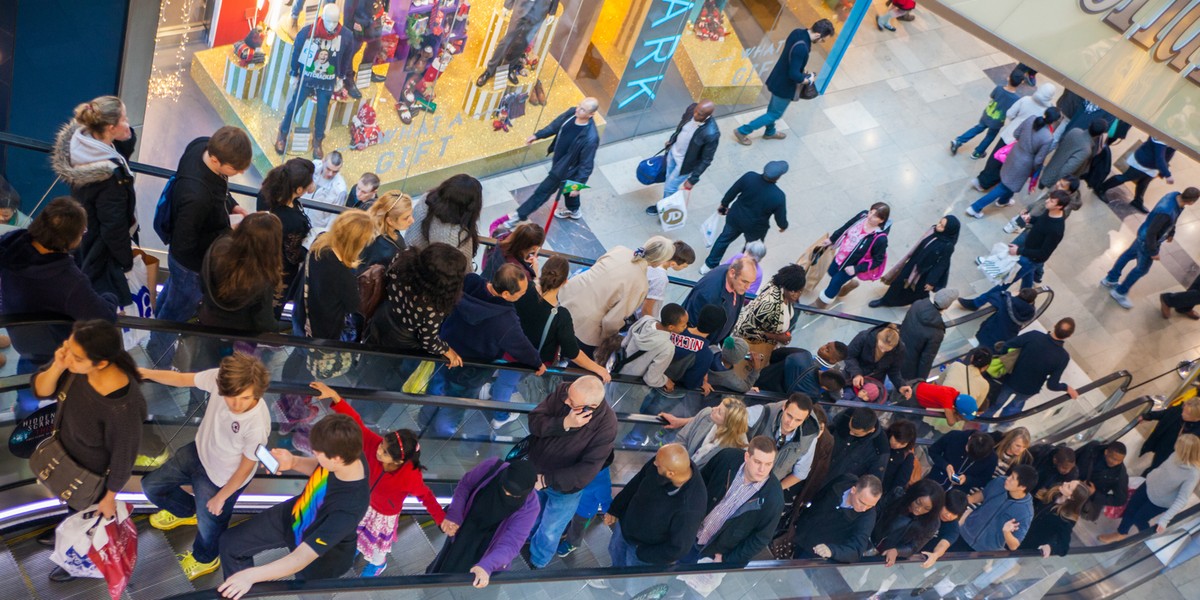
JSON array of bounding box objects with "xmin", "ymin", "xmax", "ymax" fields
[
  {"xmin": 475, "ymin": 0, "xmax": 559, "ymax": 88},
  {"xmin": 276, "ymin": 4, "xmax": 358, "ymax": 160}
]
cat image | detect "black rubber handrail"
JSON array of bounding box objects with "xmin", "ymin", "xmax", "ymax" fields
[
  {"xmin": 1037, "ymin": 396, "xmax": 1155, "ymax": 446},
  {"xmin": 156, "ymin": 498, "xmax": 1200, "ymax": 600}
]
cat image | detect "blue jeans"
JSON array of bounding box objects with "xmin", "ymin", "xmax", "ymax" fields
[
  {"xmin": 737, "ymin": 94, "xmax": 791, "ymax": 136},
  {"xmin": 417, "ymin": 366, "xmax": 492, "ymax": 437},
  {"xmin": 954, "ymin": 123, "xmax": 1000, "ymax": 156},
  {"xmin": 663, "ymin": 152, "xmax": 690, "ymax": 198},
  {"xmin": 969, "ymin": 183, "xmax": 1016, "ymax": 213},
  {"xmin": 1117, "ymin": 484, "xmax": 1167, "ymax": 534},
  {"xmin": 489, "ymin": 369, "xmax": 525, "ymax": 421},
  {"xmin": 280, "ymin": 84, "xmax": 334, "ymax": 142},
  {"xmin": 821, "ymin": 262, "xmax": 856, "ymax": 303},
  {"xmin": 608, "ymin": 523, "xmax": 655, "ymax": 595},
  {"xmin": 529, "ymin": 487, "xmax": 583, "ymax": 567},
  {"xmin": 1010, "ymin": 255, "xmax": 1043, "ymax": 289},
  {"xmin": 142, "ymin": 442, "xmax": 243, "ymax": 563},
  {"xmin": 987, "ymin": 383, "xmax": 1032, "ymax": 418},
  {"xmin": 1105, "ymin": 240, "xmax": 1154, "ymax": 295},
  {"xmin": 146, "ymin": 255, "xmax": 204, "ymax": 367}
]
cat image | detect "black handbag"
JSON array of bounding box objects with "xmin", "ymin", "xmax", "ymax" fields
[
  {"xmin": 787, "ymin": 40, "xmax": 819, "ymax": 100},
  {"xmin": 29, "ymin": 374, "xmax": 110, "ymax": 511}
]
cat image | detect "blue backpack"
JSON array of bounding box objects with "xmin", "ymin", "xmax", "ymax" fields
[{"xmin": 153, "ymin": 175, "xmax": 177, "ymax": 244}]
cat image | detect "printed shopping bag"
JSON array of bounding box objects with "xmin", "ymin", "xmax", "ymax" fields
[
  {"xmin": 977, "ymin": 242, "xmax": 1019, "ymax": 285},
  {"xmin": 122, "ymin": 250, "xmax": 158, "ymax": 347},
  {"xmin": 700, "ymin": 211, "xmax": 724, "ymax": 248},
  {"xmin": 656, "ymin": 189, "xmax": 688, "ymax": 232},
  {"xmin": 51, "ymin": 501, "xmax": 138, "ymax": 599}
]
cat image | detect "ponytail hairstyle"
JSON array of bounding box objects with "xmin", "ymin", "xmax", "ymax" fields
[
  {"xmin": 382, "ymin": 428, "xmax": 425, "ymax": 470},
  {"xmin": 539, "ymin": 255, "xmax": 570, "ymax": 294},
  {"xmin": 262, "ymin": 158, "xmax": 315, "ymax": 209},
  {"xmin": 367, "ymin": 191, "xmax": 413, "ymax": 239},
  {"xmin": 633, "ymin": 236, "xmax": 674, "ymax": 265},
  {"xmin": 73, "ymin": 96, "xmax": 124, "ymax": 137},
  {"xmin": 70, "ymin": 320, "xmax": 143, "ymax": 383},
  {"xmin": 1033, "ymin": 107, "xmax": 1062, "ymax": 132}
]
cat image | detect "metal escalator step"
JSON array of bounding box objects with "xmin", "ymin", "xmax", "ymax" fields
[
  {"xmin": 0, "ymin": 537, "xmax": 36, "ymax": 599},
  {"xmin": 124, "ymin": 520, "xmax": 196, "ymax": 600}
]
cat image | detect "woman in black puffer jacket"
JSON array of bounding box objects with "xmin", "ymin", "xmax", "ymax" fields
[{"xmin": 51, "ymin": 96, "xmax": 138, "ymax": 306}]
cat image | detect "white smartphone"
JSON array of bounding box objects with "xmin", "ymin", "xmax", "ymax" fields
[{"xmin": 256, "ymin": 444, "xmax": 280, "ymax": 474}]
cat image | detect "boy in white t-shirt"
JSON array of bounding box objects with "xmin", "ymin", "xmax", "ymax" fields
[{"xmin": 140, "ymin": 352, "xmax": 272, "ymax": 580}]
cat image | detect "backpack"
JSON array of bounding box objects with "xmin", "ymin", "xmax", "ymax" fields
[
  {"xmin": 153, "ymin": 175, "xmax": 177, "ymax": 245},
  {"xmin": 611, "ymin": 347, "xmax": 648, "ymax": 374}
]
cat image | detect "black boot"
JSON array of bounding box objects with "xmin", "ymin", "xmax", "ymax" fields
[
  {"xmin": 49, "ymin": 566, "xmax": 76, "ymax": 583},
  {"xmin": 1130, "ymin": 199, "xmax": 1149, "ymax": 214},
  {"xmin": 476, "ymin": 70, "xmax": 494, "ymax": 88}
]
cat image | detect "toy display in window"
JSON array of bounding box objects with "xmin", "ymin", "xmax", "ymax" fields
[
  {"xmin": 691, "ymin": 0, "xmax": 728, "ymax": 41},
  {"xmin": 393, "ymin": 1, "xmax": 469, "ymax": 125},
  {"xmin": 475, "ymin": 0, "xmax": 558, "ymax": 87},
  {"xmin": 350, "ymin": 103, "xmax": 382, "ymax": 149},
  {"xmin": 275, "ymin": 3, "xmax": 358, "ymax": 159},
  {"xmin": 232, "ymin": 25, "xmax": 267, "ymax": 67},
  {"xmin": 347, "ymin": 0, "xmax": 394, "ymax": 66}
]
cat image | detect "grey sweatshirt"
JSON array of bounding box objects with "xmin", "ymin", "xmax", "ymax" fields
[
  {"xmin": 1146, "ymin": 454, "xmax": 1200, "ymax": 525},
  {"xmin": 619, "ymin": 316, "xmax": 676, "ymax": 388}
]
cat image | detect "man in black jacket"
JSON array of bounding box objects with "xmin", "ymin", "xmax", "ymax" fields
[
  {"xmin": 1008, "ymin": 190, "xmax": 1067, "ymax": 289},
  {"xmin": 147, "ymin": 127, "xmax": 251, "ymax": 366},
  {"xmin": 701, "ymin": 161, "xmax": 789, "ymax": 272},
  {"xmin": 1028, "ymin": 444, "xmax": 1079, "ymax": 495},
  {"xmin": 821, "ymin": 407, "xmax": 890, "ymax": 491},
  {"xmin": 506, "ymin": 98, "xmax": 600, "ymax": 224},
  {"xmin": 686, "ymin": 438, "xmax": 784, "ymax": 567},
  {"xmin": 734, "ymin": 20, "xmax": 834, "ymax": 145},
  {"xmin": 1076, "ymin": 441, "xmax": 1129, "ymax": 520},
  {"xmin": 790, "ymin": 474, "xmax": 882, "ymax": 562},
  {"xmin": 647, "ymin": 100, "xmax": 719, "ymax": 215},
  {"xmin": 597, "ymin": 444, "xmax": 707, "ymax": 597}
]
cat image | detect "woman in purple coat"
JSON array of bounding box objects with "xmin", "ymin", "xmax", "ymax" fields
[{"xmin": 428, "ymin": 459, "xmax": 540, "ymax": 588}]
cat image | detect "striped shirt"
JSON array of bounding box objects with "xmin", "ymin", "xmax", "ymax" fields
[{"xmin": 696, "ymin": 464, "xmax": 765, "ymax": 545}]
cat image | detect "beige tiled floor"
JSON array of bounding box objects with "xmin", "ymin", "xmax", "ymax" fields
[{"xmin": 486, "ymin": 9, "xmax": 1200, "ymax": 401}]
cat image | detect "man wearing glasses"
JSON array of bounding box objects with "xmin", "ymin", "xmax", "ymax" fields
[{"xmin": 525, "ymin": 376, "xmax": 616, "ymax": 569}]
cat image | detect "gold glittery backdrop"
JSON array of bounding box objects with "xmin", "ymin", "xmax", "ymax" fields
[{"xmin": 675, "ymin": 15, "xmax": 763, "ymax": 105}]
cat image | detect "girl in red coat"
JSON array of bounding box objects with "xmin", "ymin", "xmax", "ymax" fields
[{"xmin": 311, "ymin": 381, "xmax": 446, "ymax": 576}]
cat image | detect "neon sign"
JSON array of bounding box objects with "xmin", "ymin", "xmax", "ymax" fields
[{"xmin": 611, "ymin": 0, "xmax": 695, "ymax": 114}]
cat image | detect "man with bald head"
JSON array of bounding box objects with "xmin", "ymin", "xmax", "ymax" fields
[
  {"xmin": 592, "ymin": 443, "xmax": 707, "ymax": 597},
  {"xmin": 648, "ymin": 100, "xmax": 721, "ymax": 215},
  {"xmin": 504, "ymin": 97, "xmax": 602, "ymax": 225},
  {"xmin": 526, "ymin": 376, "xmax": 616, "ymax": 568}
]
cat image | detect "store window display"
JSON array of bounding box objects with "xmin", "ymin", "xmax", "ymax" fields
[
  {"xmin": 475, "ymin": 0, "xmax": 559, "ymax": 88},
  {"xmin": 275, "ymin": 4, "xmax": 359, "ymax": 159}
]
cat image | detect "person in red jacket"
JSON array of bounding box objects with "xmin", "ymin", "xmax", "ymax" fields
[{"xmin": 311, "ymin": 382, "xmax": 446, "ymax": 576}]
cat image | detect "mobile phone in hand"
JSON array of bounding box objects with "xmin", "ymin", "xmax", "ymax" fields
[{"xmin": 256, "ymin": 444, "xmax": 280, "ymax": 474}]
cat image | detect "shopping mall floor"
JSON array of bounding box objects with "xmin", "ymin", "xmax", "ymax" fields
[{"xmin": 121, "ymin": 9, "xmax": 1200, "ymax": 599}]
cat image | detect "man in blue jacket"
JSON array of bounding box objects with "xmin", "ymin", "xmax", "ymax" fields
[
  {"xmin": 952, "ymin": 465, "xmax": 1036, "ymax": 552},
  {"xmin": 988, "ymin": 318, "xmax": 1078, "ymax": 418},
  {"xmin": 733, "ymin": 20, "xmax": 834, "ymax": 145},
  {"xmin": 1103, "ymin": 187, "xmax": 1199, "ymax": 309},
  {"xmin": 1098, "ymin": 137, "xmax": 1177, "ymax": 212},
  {"xmin": 505, "ymin": 98, "xmax": 601, "ymax": 224},
  {"xmin": 701, "ymin": 161, "xmax": 789, "ymax": 272}
]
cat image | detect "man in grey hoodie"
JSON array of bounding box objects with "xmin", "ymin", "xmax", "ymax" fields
[
  {"xmin": 899, "ymin": 288, "xmax": 959, "ymax": 381},
  {"xmin": 618, "ymin": 303, "xmax": 689, "ymax": 389}
]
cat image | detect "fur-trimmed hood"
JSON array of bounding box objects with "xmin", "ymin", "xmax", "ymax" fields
[{"xmin": 50, "ymin": 122, "xmax": 127, "ymax": 186}]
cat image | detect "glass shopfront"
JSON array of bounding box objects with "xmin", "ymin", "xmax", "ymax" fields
[{"xmin": 141, "ymin": 0, "xmax": 862, "ymax": 193}]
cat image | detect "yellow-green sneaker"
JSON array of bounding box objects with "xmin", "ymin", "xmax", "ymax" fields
[
  {"xmin": 179, "ymin": 552, "xmax": 220, "ymax": 580},
  {"xmin": 134, "ymin": 449, "xmax": 170, "ymax": 468},
  {"xmin": 150, "ymin": 509, "xmax": 196, "ymax": 531}
]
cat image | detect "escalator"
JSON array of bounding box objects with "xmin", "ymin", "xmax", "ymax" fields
[{"xmin": 0, "ymin": 316, "xmax": 1176, "ymax": 599}]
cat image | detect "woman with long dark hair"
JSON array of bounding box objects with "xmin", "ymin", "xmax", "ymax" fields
[
  {"xmin": 406, "ymin": 174, "xmax": 483, "ymax": 271},
  {"xmin": 871, "ymin": 479, "xmax": 946, "ymax": 566},
  {"xmin": 31, "ymin": 320, "xmax": 146, "ymax": 583},
  {"xmin": 871, "ymin": 216, "xmax": 960, "ymax": 308},
  {"xmin": 365, "ymin": 243, "xmax": 468, "ymax": 364},
  {"xmin": 199, "ymin": 212, "xmax": 284, "ymax": 332},
  {"xmin": 311, "ymin": 381, "xmax": 444, "ymax": 576},
  {"xmin": 481, "ymin": 222, "xmax": 544, "ymax": 282},
  {"xmin": 260, "ymin": 158, "xmax": 316, "ymax": 298},
  {"xmin": 733, "ymin": 264, "xmax": 807, "ymax": 351}
]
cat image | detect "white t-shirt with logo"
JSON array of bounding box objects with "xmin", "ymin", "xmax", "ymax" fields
[{"xmin": 194, "ymin": 369, "xmax": 271, "ymax": 488}]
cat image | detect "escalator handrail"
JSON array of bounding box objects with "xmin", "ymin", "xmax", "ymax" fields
[
  {"xmin": 973, "ymin": 370, "xmax": 1132, "ymax": 425},
  {"xmin": 1037, "ymin": 396, "xmax": 1155, "ymax": 447},
  {"xmin": 159, "ymin": 498, "xmax": 1200, "ymax": 600},
  {"xmin": 0, "ymin": 314, "xmax": 1129, "ymax": 428}
]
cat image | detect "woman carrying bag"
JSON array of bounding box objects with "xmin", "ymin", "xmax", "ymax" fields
[
  {"xmin": 31, "ymin": 320, "xmax": 146, "ymax": 583},
  {"xmin": 871, "ymin": 216, "xmax": 960, "ymax": 308},
  {"xmin": 815, "ymin": 202, "xmax": 891, "ymax": 308}
]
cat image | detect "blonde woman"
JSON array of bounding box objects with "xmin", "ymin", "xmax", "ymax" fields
[
  {"xmin": 50, "ymin": 96, "xmax": 137, "ymax": 305},
  {"xmin": 992, "ymin": 427, "xmax": 1033, "ymax": 479},
  {"xmin": 559, "ymin": 236, "xmax": 675, "ymax": 355},
  {"xmin": 676, "ymin": 398, "xmax": 750, "ymax": 467},
  {"xmin": 1100, "ymin": 434, "xmax": 1200, "ymax": 542},
  {"xmin": 291, "ymin": 210, "xmax": 374, "ymax": 340},
  {"xmin": 360, "ymin": 191, "xmax": 414, "ymax": 271},
  {"xmin": 1022, "ymin": 480, "xmax": 1090, "ymax": 556}
]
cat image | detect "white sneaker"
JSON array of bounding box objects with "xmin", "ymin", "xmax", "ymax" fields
[
  {"xmin": 970, "ymin": 178, "xmax": 984, "ymax": 192},
  {"xmin": 1099, "ymin": 278, "xmax": 1118, "ymax": 289},
  {"xmin": 965, "ymin": 207, "xmax": 984, "ymax": 219},
  {"xmin": 501, "ymin": 213, "xmax": 523, "ymax": 228},
  {"xmin": 1109, "ymin": 288, "xmax": 1133, "ymax": 309},
  {"xmin": 478, "ymin": 383, "xmax": 492, "ymax": 401},
  {"xmin": 698, "ymin": 264, "xmax": 712, "ymax": 275},
  {"xmin": 586, "ymin": 580, "xmax": 611, "ymax": 590},
  {"xmin": 1002, "ymin": 220, "xmax": 1020, "ymax": 234},
  {"xmin": 490, "ymin": 413, "xmax": 519, "ymax": 429},
  {"xmin": 554, "ymin": 207, "xmax": 581, "ymax": 219}
]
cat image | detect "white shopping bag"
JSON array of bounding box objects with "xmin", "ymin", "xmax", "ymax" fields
[
  {"xmin": 676, "ymin": 557, "xmax": 725, "ymax": 597},
  {"xmin": 656, "ymin": 189, "xmax": 689, "ymax": 232},
  {"xmin": 50, "ymin": 501, "xmax": 133, "ymax": 579},
  {"xmin": 701, "ymin": 211, "xmax": 724, "ymax": 248},
  {"xmin": 122, "ymin": 252, "xmax": 155, "ymax": 347},
  {"xmin": 977, "ymin": 242, "xmax": 1019, "ymax": 285}
]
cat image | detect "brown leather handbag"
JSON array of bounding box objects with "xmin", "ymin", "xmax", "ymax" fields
[{"xmin": 29, "ymin": 375, "xmax": 110, "ymax": 511}]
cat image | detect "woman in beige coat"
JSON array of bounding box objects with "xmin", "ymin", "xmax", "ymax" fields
[{"xmin": 559, "ymin": 236, "xmax": 674, "ymax": 354}]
